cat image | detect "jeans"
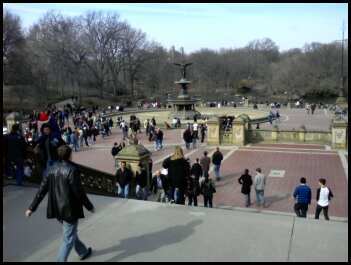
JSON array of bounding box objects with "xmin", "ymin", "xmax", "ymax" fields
[
  {"xmin": 204, "ymin": 195, "xmax": 213, "ymax": 208},
  {"xmin": 155, "ymin": 139, "xmax": 163, "ymax": 150},
  {"xmin": 173, "ymin": 188, "xmax": 185, "ymax": 204},
  {"xmin": 315, "ymin": 205, "xmax": 329, "ymax": 220},
  {"xmin": 192, "ymin": 138, "xmax": 197, "ymax": 149},
  {"xmin": 244, "ymin": 193, "xmax": 251, "ymax": 207},
  {"xmin": 6, "ymin": 159, "xmax": 24, "ymax": 185},
  {"xmin": 118, "ymin": 184, "xmax": 129, "ymax": 198},
  {"xmin": 43, "ymin": 160, "xmax": 55, "ymax": 179},
  {"xmin": 185, "ymin": 142, "xmax": 191, "ymax": 149},
  {"xmin": 155, "ymin": 189, "xmax": 167, "ymax": 203},
  {"xmin": 136, "ymin": 185, "xmax": 148, "ymax": 200},
  {"xmin": 255, "ymin": 189, "xmax": 265, "ymax": 206},
  {"xmin": 57, "ymin": 220, "xmax": 90, "ymax": 262},
  {"xmin": 73, "ymin": 141, "xmax": 79, "ymax": 152},
  {"xmin": 188, "ymin": 194, "xmax": 198, "ymax": 206},
  {"xmin": 294, "ymin": 203, "xmax": 308, "ymax": 218},
  {"xmin": 214, "ymin": 164, "xmax": 221, "ymax": 179}
]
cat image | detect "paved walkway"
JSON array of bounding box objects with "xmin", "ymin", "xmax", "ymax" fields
[
  {"xmin": 71, "ymin": 127, "xmax": 348, "ymax": 218},
  {"xmin": 259, "ymin": 108, "xmax": 333, "ymax": 131},
  {"xmin": 3, "ymin": 185, "xmax": 348, "ymax": 262}
]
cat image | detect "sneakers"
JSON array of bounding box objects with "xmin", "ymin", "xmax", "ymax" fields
[{"xmin": 80, "ymin": 247, "xmax": 92, "ymax": 260}]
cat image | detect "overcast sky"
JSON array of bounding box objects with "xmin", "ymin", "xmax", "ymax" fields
[{"xmin": 3, "ymin": 3, "xmax": 348, "ymax": 53}]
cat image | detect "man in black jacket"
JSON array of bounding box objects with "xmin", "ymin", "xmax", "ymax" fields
[
  {"xmin": 25, "ymin": 145, "xmax": 94, "ymax": 262},
  {"xmin": 183, "ymin": 127, "xmax": 192, "ymax": 150},
  {"xmin": 115, "ymin": 161, "xmax": 133, "ymax": 198},
  {"xmin": 212, "ymin": 147, "xmax": 224, "ymax": 181},
  {"xmin": 150, "ymin": 170, "xmax": 169, "ymax": 203},
  {"xmin": 238, "ymin": 169, "xmax": 253, "ymax": 207},
  {"xmin": 111, "ymin": 142, "xmax": 121, "ymax": 168},
  {"xmin": 135, "ymin": 163, "xmax": 148, "ymax": 200},
  {"xmin": 5, "ymin": 124, "xmax": 27, "ymax": 185}
]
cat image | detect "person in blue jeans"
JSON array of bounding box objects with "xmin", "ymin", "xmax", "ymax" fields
[
  {"xmin": 115, "ymin": 161, "xmax": 133, "ymax": 198},
  {"xmin": 211, "ymin": 147, "xmax": 223, "ymax": 181},
  {"xmin": 293, "ymin": 177, "xmax": 312, "ymax": 218},
  {"xmin": 26, "ymin": 145, "xmax": 94, "ymax": 262},
  {"xmin": 253, "ymin": 168, "xmax": 266, "ymax": 207}
]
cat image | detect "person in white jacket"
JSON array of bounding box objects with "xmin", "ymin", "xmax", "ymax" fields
[{"xmin": 253, "ymin": 168, "xmax": 266, "ymax": 207}]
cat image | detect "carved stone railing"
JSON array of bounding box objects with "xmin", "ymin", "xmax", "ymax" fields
[
  {"xmin": 4, "ymin": 145, "xmax": 123, "ymax": 197},
  {"xmin": 73, "ymin": 163, "xmax": 116, "ymax": 197}
]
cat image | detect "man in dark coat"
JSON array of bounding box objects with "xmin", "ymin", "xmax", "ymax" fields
[
  {"xmin": 115, "ymin": 161, "xmax": 133, "ymax": 198},
  {"xmin": 185, "ymin": 176, "xmax": 198, "ymax": 206},
  {"xmin": 35, "ymin": 123, "xmax": 65, "ymax": 177},
  {"xmin": 183, "ymin": 127, "xmax": 192, "ymax": 150},
  {"xmin": 238, "ymin": 169, "xmax": 253, "ymax": 207},
  {"xmin": 135, "ymin": 163, "xmax": 149, "ymax": 200},
  {"xmin": 212, "ymin": 147, "xmax": 224, "ymax": 181},
  {"xmin": 25, "ymin": 145, "xmax": 94, "ymax": 262},
  {"xmin": 191, "ymin": 158, "xmax": 203, "ymax": 181},
  {"xmin": 5, "ymin": 124, "xmax": 27, "ymax": 185}
]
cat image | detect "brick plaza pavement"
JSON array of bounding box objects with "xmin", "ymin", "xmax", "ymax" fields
[{"xmin": 72, "ymin": 125, "xmax": 348, "ymax": 218}]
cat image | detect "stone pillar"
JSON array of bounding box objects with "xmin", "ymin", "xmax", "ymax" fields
[
  {"xmin": 6, "ymin": 112, "xmax": 22, "ymax": 133},
  {"xmin": 115, "ymin": 144, "xmax": 151, "ymax": 197},
  {"xmin": 244, "ymin": 98, "xmax": 249, "ymax": 108},
  {"xmin": 287, "ymin": 102, "xmax": 291, "ymax": 109},
  {"xmin": 332, "ymin": 119, "xmax": 348, "ymax": 149},
  {"xmin": 299, "ymin": 127, "xmax": 306, "ymax": 142},
  {"xmin": 232, "ymin": 117, "xmax": 245, "ymax": 146},
  {"xmin": 207, "ymin": 118, "xmax": 220, "ymax": 145},
  {"xmin": 271, "ymin": 126, "xmax": 279, "ymax": 142}
]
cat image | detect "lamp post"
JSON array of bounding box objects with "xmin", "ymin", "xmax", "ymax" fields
[{"xmin": 335, "ymin": 21, "xmax": 347, "ymax": 107}]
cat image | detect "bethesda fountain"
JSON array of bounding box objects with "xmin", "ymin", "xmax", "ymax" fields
[{"xmin": 167, "ymin": 62, "xmax": 201, "ymax": 120}]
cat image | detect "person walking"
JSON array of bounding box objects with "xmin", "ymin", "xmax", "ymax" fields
[
  {"xmin": 200, "ymin": 175, "xmax": 216, "ymax": 208},
  {"xmin": 185, "ymin": 176, "xmax": 198, "ymax": 206},
  {"xmin": 191, "ymin": 128, "xmax": 197, "ymax": 149},
  {"xmin": 135, "ymin": 163, "xmax": 148, "ymax": 201},
  {"xmin": 200, "ymin": 123, "xmax": 207, "ymax": 143},
  {"xmin": 150, "ymin": 170, "xmax": 169, "ymax": 203},
  {"xmin": 111, "ymin": 142, "xmax": 121, "ymax": 168},
  {"xmin": 238, "ymin": 169, "xmax": 253, "ymax": 207},
  {"xmin": 115, "ymin": 161, "xmax": 133, "ymax": 198},
  {"xmin": 155, "ymin": 128, "xmax": 164, "ymax": 151},
  {"xmin": 315, "ymin": 178, "xmax": 334, "ymax": 221},
  {"xmin": 293, "ymin": 177, "xmax": 312, "ymax": 218},
  {"xmin": 162, "ymin": 146, "xmax": 190, "ymax": 205},
  {"xmin": 191, "ymin": 158, "xmax": 203, "ymax": 183},
  {"xmin": 253, "ymin": 168, "xmax": 266, "ymax": 207},
  {"xmin": 183, "ymin": 127, "xmax": 192, "ymax": 150},
  {"xmin": 35, "ymin": 123, "xmax": 65, "ymax": 177},
  {"xmin": 25, "ymin": 145, "xmax": 94, "ymax": 262},
  {"xmin": 4, "ymin": 124, "xmax": 27, "ymax": 186},
  {"xmin": 212, "ymin": 147, "xmax": 223, "ymax": 181},
  {"xmin": 200, "ymin": 151, "xmax": 211, "ymax": 178}
]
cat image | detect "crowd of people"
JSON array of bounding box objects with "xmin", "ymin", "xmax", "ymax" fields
[
  {"xmin": 4, "ymin": 103, "xmax": 336, "ymax": 221},
  {"xmin": 113, "ymin": 146, "xmax": 224, "ymax": 208}
]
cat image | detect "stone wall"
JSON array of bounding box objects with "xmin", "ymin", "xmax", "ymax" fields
[{"xmin": 247, "ymin": 129, "xmax": 332, "ymax": 144}]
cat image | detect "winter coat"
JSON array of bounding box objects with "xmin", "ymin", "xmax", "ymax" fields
[
  {"xmin": 28, "ymin": 161, "xmax": 94, "ymax": 223},
  {"xmin": 162, "ymin": 157, "xmax": 190, "ymax": 191},
  {"xmin": 238, "ymin": 173, "xmax": 253, "ymax": 194},
  {"xmin": 212, "ymin": 151, "xmax": 223, "ymax": 165}
]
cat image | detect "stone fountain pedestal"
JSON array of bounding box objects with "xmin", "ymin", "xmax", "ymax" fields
[{"xmin": 167, "ymin": 78, "xmax": 200, "ymax": 120}]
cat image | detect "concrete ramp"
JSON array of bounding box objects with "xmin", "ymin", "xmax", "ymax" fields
[{"xmin": 3, "ymin": 185, "xmax": 348, "ymax": 262}]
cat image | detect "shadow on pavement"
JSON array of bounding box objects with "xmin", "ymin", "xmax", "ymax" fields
[{"xmin": 91, "ymin": 219, "xmax": 203, "ymax": 262}]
